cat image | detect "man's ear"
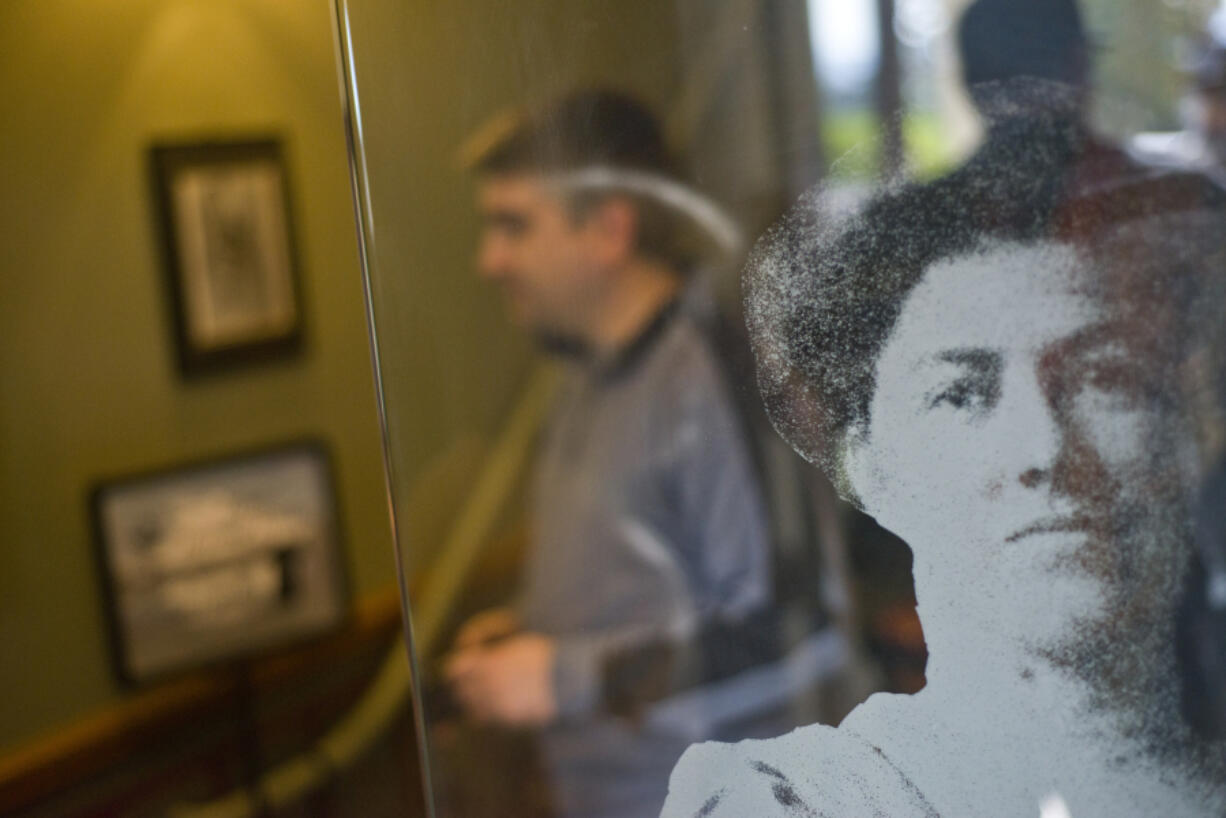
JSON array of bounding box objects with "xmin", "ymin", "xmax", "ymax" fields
[{"xmin": 586, "ymin": 196, "xmax": 638, "ymax": 267}]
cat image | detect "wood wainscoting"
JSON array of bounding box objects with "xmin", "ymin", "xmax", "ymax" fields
[{"xmin": 0, "ymin": 586, "xmax": 425, "ymax": 818}]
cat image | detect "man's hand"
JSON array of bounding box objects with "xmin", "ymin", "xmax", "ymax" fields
[
  {"xmin": 444, "ymin": 632, "xmax": 558, "ymax": 727},
  {"xmin": 452, "ymin": 607, "xmax": 519, "ymax": 650}
]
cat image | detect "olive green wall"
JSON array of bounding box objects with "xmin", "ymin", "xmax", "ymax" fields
[
  {"xmin": 0, "ymin": 0, "xmax": 689, "ymax": 756},
  {"xmin": 0, "ymin": 1, "xmax": 395, "ymax": 750}
]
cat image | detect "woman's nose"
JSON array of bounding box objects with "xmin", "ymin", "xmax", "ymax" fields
[
  {"xmin": 1007, "ymin": 366, "xmax": 1064, "ymax": 489},
  {"xmin": 1019, "ymin": 467, "xmax": 1049, "ymax": 489}
]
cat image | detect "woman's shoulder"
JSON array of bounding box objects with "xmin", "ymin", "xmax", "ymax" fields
[{"xmin": 662, "ymin": 714, "xmax": 938, "ymax": 817}]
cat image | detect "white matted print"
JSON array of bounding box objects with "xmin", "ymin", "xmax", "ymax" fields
[
  {"xmin": 91, "ymin": 443, "xmax": 347, "ymax": 683},
  {"xmin": 151, "ymin": 138, "xmax": 302, "ymax": 374}
]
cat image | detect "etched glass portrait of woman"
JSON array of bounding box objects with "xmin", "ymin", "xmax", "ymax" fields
[{"xmin": 662, "ymin": 102, "xmax": 1226, "ymax": 816}]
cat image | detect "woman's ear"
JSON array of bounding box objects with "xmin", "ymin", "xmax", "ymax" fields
[{"xmin": 839, "ymin": 420, "xmax": 879, "ymax": 514}]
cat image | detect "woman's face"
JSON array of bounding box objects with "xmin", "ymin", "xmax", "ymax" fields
[{"xmin": 846, "ymin": 240, "xmax": 1184, "ymax": 660}]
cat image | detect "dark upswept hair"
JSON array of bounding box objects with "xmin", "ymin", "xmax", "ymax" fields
[{"xmin": 745, "ymin": 106, "xmax": 1226, "ymax": 499}]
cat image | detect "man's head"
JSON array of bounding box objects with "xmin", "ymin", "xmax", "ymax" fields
[
  {"xmin": 466, "ymin": 90, "xmax": 695, "ymax": 349},
  {"xmin": 1190, "ymin": 37, "xmax": 1226, "ymax": 165},
  {"xmin": 957, "ymin": 0, "xmax": 1091, "ymax": 123}
]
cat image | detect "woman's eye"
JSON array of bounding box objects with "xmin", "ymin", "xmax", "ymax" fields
[
  {"xmin": 927, "ymin": 375, "xmax": 997, "ymax": 413},
  {"xmin": 1079, "ymin": 358, "xmax": 1152, "ymax": 408},
  {"xmin": 1086, "ymin": 358, "xmax": 1142, "ymax": 389},
  {"xmin": 931, "ymin": 382, "xmax": 972, "ymax": 409}
]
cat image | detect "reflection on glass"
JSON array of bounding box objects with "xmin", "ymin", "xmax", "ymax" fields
[
  {"xmin": 664, "ymin": 1, "xmax": 1226, "ymax": 814},
  {"xmin": 335, "ymin": 0, "xmax": 1226, "ymax": 814},
  {"xmin": 423, "ymin": 90, "xmax": 872, "ymax": 818}
]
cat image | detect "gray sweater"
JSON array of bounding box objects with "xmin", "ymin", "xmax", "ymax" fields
[{"xmin": 517, "ymin": 300, "xmax": 772, "ymax": 818}]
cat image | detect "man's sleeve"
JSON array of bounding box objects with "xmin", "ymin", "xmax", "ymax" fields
[
  {"xmin": 675, "ymin": 380, "xmax": 773, "ymax": 619},
  {"xmin": 601, "ymin": 357, "xmax": 779, "ymax": 718},
  {"xmin": 552, "ymin": 356, "xmax": 775, "ymax": 722},
  {"xmin": 554, "ymin": 625, "xmax": 661, "ymax": 719}
]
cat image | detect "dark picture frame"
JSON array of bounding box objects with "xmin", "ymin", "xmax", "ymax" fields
[
  {"xmin": 90, "ymin": 442, "xmax": 348, "ymax": 685},
  {"xmin": 150, "ymin": 138, "xmax": 303, "ymax": 375}
]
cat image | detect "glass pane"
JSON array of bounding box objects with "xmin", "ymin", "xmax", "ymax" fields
[{"xmin": 335, "ymin": 0, "xmax": 1226, "ymax": 815}]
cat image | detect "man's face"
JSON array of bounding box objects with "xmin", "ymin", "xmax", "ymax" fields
[
  {"xmin": 476, "ymin": 174, "xmax": 605, "ymax": 342},
  {"xmin": 846, "ymin": 240, "xmax": 1186, "ymax": 663},
  {"xmin": 1198, "ymin": 90, "xmax": 1226, "ymax": 164}
]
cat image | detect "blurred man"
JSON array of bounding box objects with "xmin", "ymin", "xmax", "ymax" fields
[
  {"xmin": 1131, "ymin": 25, "xmax": 1226, "ymax": 187},
  {"xmin": 442, "ymin": 90, "xmax": 774, "ymax": 818}
]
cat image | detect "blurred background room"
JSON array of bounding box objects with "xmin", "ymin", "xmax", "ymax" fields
[{"xmin": 2, "ymin": 1, "xmax": 1224, "ymax": 816}]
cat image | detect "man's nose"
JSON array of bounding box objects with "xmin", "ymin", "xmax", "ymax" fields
[{"xmin": 477, "ymin": 236, "xmax": 508, "ymax": 279}]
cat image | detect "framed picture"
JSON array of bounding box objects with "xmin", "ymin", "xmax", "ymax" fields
[
  {"xmin": 150, "ymin": 138, "xmax": 303, "ymax": 375},
  {"xmin": 91, "ymin": 442, "xmax": 348, "ymax": 684}
]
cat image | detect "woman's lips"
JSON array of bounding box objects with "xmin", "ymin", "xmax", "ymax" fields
[{"xmin": 1005, "ymin": 514, "xmax": 1094, "ymax": 544}]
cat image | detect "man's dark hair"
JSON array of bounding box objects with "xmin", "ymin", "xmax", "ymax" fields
[
  {"xmin": 471, "ymin": 89, "xmax": 678, "ymax": 177},
  {"xmin": 745, "ymin": 114, "xmax": 1225, "ymax": 492},
  {"xmin": 957, "ymin": 0, "xmax": 1091, "ymax": 122},
  {"xmin": 958, "ymin": 0, "xmax": 1090, "ymax": 91},
  {"xmin": 468, "ymin": 89, "xmax": 702, "ymax": 273}
]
